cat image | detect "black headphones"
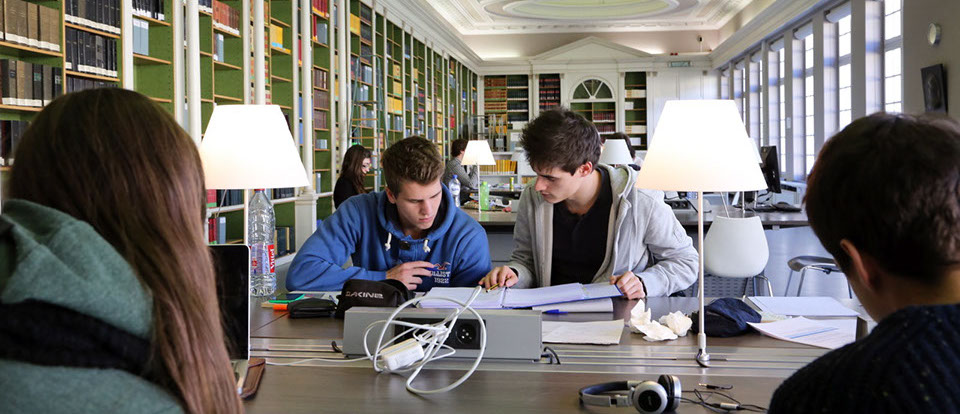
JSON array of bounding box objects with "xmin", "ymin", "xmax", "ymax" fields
[{"xmin": 579, "ymin": 375, "xmax": 682, "ymax": 414}]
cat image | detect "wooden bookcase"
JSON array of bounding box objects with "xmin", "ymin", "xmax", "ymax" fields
[{"xmin": 623, "ymin": 71, "xmax": 648, "ymax": 150}]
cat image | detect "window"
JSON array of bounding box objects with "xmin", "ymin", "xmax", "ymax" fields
[
  {"xmin": 778, "ymin": 47, "xmax": 786, "ymax": 173},
  {"xmin": 838, "ymin": 15, "xmax": 852, "ymax": 129},
  {"xmin": 758, "ymin": 58, "xmax": 764, "ymax": 145},
  {"xmin": 804, "ymin": 34, "xmax": 815, "ymax": 175},
  {"xmin": 573, "ymin": 79, "xmax": 613, "ymax": 100},
  {"xmin": 883, "ymin": 0, "xmax": 902, "ymax": 113}
]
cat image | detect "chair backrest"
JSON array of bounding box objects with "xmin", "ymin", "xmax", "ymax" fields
[{"xmin": 703, "ymin": 215, "xmax": 769, "ymax": 278}]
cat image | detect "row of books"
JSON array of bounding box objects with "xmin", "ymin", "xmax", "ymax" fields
[
  {"xmin": 593, "ymin": 111, "xmax": 615, "ymax": 121},
  {"xmin": 386, "ymin": 96, "xmax": 403, "ymax": 115},
  {"xmin": 479, "ymin": 160, "xmax": 518, "ymax": 176},
  {"xmin": 206, "ymin": 216, "xmax": 227, "ymax": 244},
  {"xmin": 66, "ymin": 77, "xmax": 114, "ymax": 93},
  {"xmin": 388, "ymin": 114, "xmax": 403, "ymax": 131},
  {"xmin": 313, "ymin": 89, "xmax": 329, "ymax": 110},
  {"xmin": 65, "ymin": 0, "xmax": 121, "ymax": 35},
  {"xmin": 506, "ymin": 77, "xmax": 528, "ymax": 87},
  {"xmin": 625, "ymin": 89, "xmax": 647, "ymax": 98},
  {"xmin": 539, "ymin": 76, "xmax": 560, "ymax": 88},
  {"xmin": 269, "ymin": 24, "xmax": 285, "ymax": 50},
  {"xmin": 212, "ymin": 0, "xmax": 239, "ymax": 35},
  {"xmin": 272, "ymin": 188, "xmax": 295, "ymax": 199},
  {"xmin": 507, "ymin": 101, "xmax": 528, "ymax": 111},
  {"xmin": 313, "ymin": 18, "xmax": 328, "ymax": 45},
  {"xmin": 595, "ymin": 123, "xmax": 616, "ymax": 134},
  {"xmin": 1, "ymin": 0, "xmax": 61, "ymax": 51},
  {"xmin": 0, "ymin": 60, "xmax": 63, "ymax": 107},
  {"xmin": 507, "ymin": 113, "xmax": 528, "ymax": 123},
  {"xmin": 314, "ymin": 110, "xmax": 328, "ymax": 130},
  {"xmin": 311, "ymin": 0, "xmax": 330, "ymax": 17},
  {"xmin": 507, "ymin": 89, "xmax": 527, "ymax": 99},
  {"xmin": 275, "ymin": 226, "xmax": 296, "ymax": 257},
  {"xmin": 66, "ymin": 28, "xmax": 119, "ymax": 79},
  {"xmin": 198, "ymin": 0, "xmax": 214, "ymax": 14},
  {"xmin": 132, "ymin": 0, "xmax": 164, "ymax": 21},
  {"xmin": 132, "ymin": 18, "xmax": 150, "ymax": 56},
  {"xmin": 312, "ymin": 67, "xmax": 329, "ymax": 89},
  {"xmin": 0, "ymin": 120, "xmax": 27, "ymax": 166},
  {"xmin": 484, "ymin": 89, "xmax": 506, "ymax": 100},
  {"xmin": 484, "ymin": 77, "xmax": 506, "ymax": 88}
]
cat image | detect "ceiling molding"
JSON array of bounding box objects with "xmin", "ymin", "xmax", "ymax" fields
[
  {"xmin": 532, "ymin": 36, "xmax": 654, "ymax": 61},
  {"xmin": 709, "ymin": 0, "xmax": 831, "ymax": 68},
  {"xmin": 425, "ymin": 0, "xmax": 756, "ymax": 35}
]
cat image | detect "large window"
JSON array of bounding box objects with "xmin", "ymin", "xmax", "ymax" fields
[
  {"xmin": 883, "ymin": 0, "xmax": 902, "ymax": 113},
  {"xmin": 838, "ymin": 15, "xmax": 852, "ymax": 129},
  {"xmin": 803, "ymin": 34, "xmax": 815, "ymax": 175}
]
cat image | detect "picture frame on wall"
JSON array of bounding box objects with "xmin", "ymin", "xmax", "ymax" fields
[{"xmin": 921, "ymin": 64, "xmax": 947, "ymax": 113}]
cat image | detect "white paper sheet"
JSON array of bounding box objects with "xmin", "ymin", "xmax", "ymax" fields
[
  {"xmin": 748, "ymin": 296, "xmax": 860, "ymax": 317},
  {"xmin": 532, "ymin": 298, "xmax": 614, "ymax": 313},
  {"xmin": 542, "ymin": 320, "xmax": 624, "ymax": 345},
  {"xmin": 418, "ymin": 287, "xmax": 505, "ymax": 309},
  {"xmin": 748, "ymin": 317, "xmax": 856, "ymax": 349},
  {"xmin": 582, "ymin": 283, "xmax": 623, "ymax": 300},
  {"xmin": 501, "ymin": 284, "xmax": 585, "ymax": 308}
]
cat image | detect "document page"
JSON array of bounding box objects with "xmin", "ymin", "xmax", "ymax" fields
[
  {"xmin": 532, "ymin": 298, "xmax": 614, "ymax": 313},
  {"xmin": 542, "ymin": 320, "xmax": 624, "ymax": 345},
  {"xmin": 501, "ymin": 284, "xmax": 586, "ymax": 308},
  {"xmin": 582, "ymin": 283, "xmax": 623, "ymax": 300},
  {"xmin": 748, "ymin": 317, "xmax": 856, "ymax": 349},
  {"xmin": 418, "ymin": 287, "xmax": 505, "ymax": 309},
  {"xmin": 748, "ymin": 296, "xmax": 860, "ymax": 317}
]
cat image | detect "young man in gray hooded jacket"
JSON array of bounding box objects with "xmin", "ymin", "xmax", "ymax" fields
[{"xmin": 479, "ymin": 108, "xmax": 698, "ymax": 299}]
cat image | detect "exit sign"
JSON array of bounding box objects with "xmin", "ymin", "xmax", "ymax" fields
[{"xmin": 668, "ymin": 61, "xmax": 692, "ymax": 68}]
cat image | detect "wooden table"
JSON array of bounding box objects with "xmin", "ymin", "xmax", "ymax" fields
[{"xmin": 244, "ymin": 297, "xmax": 843, "ymax": 413}]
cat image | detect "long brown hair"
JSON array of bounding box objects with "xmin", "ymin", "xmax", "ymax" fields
[
  {"xmin": 9, "ymin": 89, "xmax": 243, "ymax": 413},
  {"xmin": 341, "ymin": 144, "xmax": 371, "ymax": 194}
]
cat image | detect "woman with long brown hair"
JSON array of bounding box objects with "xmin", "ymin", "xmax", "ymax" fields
[
  {"xmin": 333, "ymin": 143, "xmax": 372, "ymax": 208},
  {"xmin": 0, "ymin": 89, "xmax": 243, "ymax": 413}
]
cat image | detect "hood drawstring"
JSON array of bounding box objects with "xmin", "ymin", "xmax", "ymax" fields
[
  {"xmin": 384, "ymin": 233, "xmax": 430, "ymax": 253},
  {"xmin": 423, "ymin": 239, "xmax": 431, "ymax": 253},
  {"xmin": 384, "ymin": 233, "xmax": 393, "ymax": 251}
]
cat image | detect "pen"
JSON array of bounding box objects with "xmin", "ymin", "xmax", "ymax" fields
[
  {"xmin": 486, "ymin": 283, "xmax": 500, "ymax": 292},
  {"xmin": 544, "ymin": 309, "xmax": 567, "ymax": 315}
]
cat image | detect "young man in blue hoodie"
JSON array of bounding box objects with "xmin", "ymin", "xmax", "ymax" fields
[{"xmin": 287, "ymin": 136, "xmax": 491, "ymax": 292}]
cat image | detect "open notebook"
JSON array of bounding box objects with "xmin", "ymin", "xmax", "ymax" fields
[{"xmin": 418, "ymin": 283, "xmax": 622, "ymax": 309}]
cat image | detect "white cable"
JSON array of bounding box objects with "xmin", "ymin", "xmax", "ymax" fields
[{"xmin": 360, "ymin": 286, "xmax": 488, "ymax": 394}]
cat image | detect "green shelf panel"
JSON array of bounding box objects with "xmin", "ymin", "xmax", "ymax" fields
[
  {"xmin": 222, "ymin": 31, "xmax": 244, "ymax": 69},
  {"xmin": 199, "ymin": 15, "xmax": 213, "ymax": 55},
  {"xmin": 201, "ymin": 101, "xmax": 215, "ymax": 132},
  {"xmin": 201, "ymin": 55, "xmax": 214, "ymax": 99},
  {"xmin": 271, "ymin": 53, "xmax": 294, "ymax": 83},
  {"xmin": 221, "ymin": 210, "xmax": 244, "ymax": 241},
  {"xmin": 316, "ymin": 197, "xmax": 333, "ymax": 220},
  {"xmin": 274, "ymin": 201, "xmax": 295, "ymax": 229},
  {"xmin": 135, "ymin": 63, "xmax": 174, "ymax": 101},
  {"xmin": 215, "ymin": 65, "xmax": 243, "ymax": 100},
  {"xmin": 270, "ymin": 0, "xmax": 294, "ymax": 27}
]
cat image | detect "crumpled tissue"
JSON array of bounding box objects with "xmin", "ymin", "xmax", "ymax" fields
[{"xmin": 627, "ymin": 301, "xmax": 693, "ymax": 341}]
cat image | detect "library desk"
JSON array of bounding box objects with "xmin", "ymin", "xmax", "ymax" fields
[{"xmin": 244, "ymin": 297, "xmax": 848, "ymax": 413}]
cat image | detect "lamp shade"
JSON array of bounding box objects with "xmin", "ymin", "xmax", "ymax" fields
[
  {"xmin": 462, "ymin": 140, "xmax": 496, "ymax": 166},
  {"xmin": 635, "ymin": 100, "xmax": 766, "ymax": 192},
  {"xmin": 199, "ymin": 105, "xmax": 310, "ymax": 189},
  {"xmin": 598, "ymin": 139, "xmax": 634, "ymax": 165}
]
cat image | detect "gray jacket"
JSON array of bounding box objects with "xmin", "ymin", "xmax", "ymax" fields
[
  {"xmin": 444, "ymin": 157, "xmax": 479, "ymax": 192},
  {"xmin": 506, "ymin": 164, "xmax": 699, "ymax": 296}
]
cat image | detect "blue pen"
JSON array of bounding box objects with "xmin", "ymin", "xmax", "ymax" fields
[{"xmin": 544, "ymin": 309, "xmax": 567, "ymax": 315}]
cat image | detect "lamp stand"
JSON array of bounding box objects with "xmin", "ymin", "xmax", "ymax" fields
[{"xmin": 695, "ymin": 190, "xmax": 710, "ymax": 368}]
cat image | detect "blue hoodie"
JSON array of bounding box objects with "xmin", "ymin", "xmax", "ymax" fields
[{"xmin": 286, "ymin": 185, "xmax": 491, "ymax": 291}]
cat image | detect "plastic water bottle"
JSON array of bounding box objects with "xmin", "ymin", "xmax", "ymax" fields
[
  {"xmin": 249, "ymin": 189, "xmax": 276, "ymax": 297},
  {"xmin": 448, "ymin": 174, "xmax": 461, "ymax": 207},
  {"xmin": 479, "ymin": 181, "xmax": 490, "ymax": 211}
]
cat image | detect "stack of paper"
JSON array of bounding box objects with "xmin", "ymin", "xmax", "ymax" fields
[
  {"xmin": 748, "ymin": 296, "xmax": 860, "ymax": 317},
  {"xmin": 542, "ymin": 320, "xmax": 624, "ymax": 345},
  {"xmin": 748, "ymin": 317, "xmax": 856, "ymax": 349},
  {"xmin": 419, "ymin": 283, "xmax": 622, "ymax": 309}
]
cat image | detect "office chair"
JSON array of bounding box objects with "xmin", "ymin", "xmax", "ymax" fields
[
  {"xmin": 703, "ymin": 214, "xmax": 773, "ymax": 297},
  {"xmin": 785, "ymin": 256, "xmax": 852, "ymax": 298}
]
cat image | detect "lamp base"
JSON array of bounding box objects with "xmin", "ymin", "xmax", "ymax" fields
[{"xmin": 696, "ymin": 349, "xmax": 711, "ymax": 368}]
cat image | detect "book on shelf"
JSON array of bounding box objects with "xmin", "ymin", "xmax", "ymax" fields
[
  {"xmin": 625, "ymin": 89, "xmax": 647, "ymax": 98},
  {"xmin": 479, "ymin": 159, "xmax": 517, "ymax": 176},
  {"xmin": 207, "ymin": 216, "xmax": 227, "ymax": 245},
  {"xmin": 1, "ymin": 0, "xmax": 61, "ymax": 51},
  {"xmin": 133, "ymin": 0, "xmax": 165, "ymax": 21},
  {"xmin": 0, "ymin": 59, "xmax": 62, "ymax": 107},
  {"xmin": 133, "ymin": 18, "xmax": 150, "ymax": 56},
  {"xmin": 212, "ymin": 0, "xmax": 239, "ymax": 35},
  {"xmin": 65, "ymin": 0, "xmax": 121, "ymax": 35},
  {"xmin": 66, "ymin": 27, "xmax": 118, "ymax": 78},
  {"xmin": 269, "ymin": 24, "xmax": 284, "ymax": 50},
  {"xmin": 311, "ymin": 0, "xmax": 329, "ymax": 17},
  {"xmin": 313, "ymin": 17, "xmax": 328, "ymax": 44},
  {"xmin": 199, "ymin": 0, "xmax": 212, "ymax": 14},
  {"xmin": 0, "ymin": 120, "xmax": 27, "ymax": 166}
]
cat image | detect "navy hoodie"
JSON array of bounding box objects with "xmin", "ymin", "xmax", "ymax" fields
[{"xmin": 286, "ymin": 185, "xmax": 491, "ymax": 291}]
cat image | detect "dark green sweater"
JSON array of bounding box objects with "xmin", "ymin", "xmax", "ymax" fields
[
  {"xmin": 0, "ymin": 199, "xmax": 182, "ymax": 413},
  {"xmin": 770, "ymin": 303, "xmax": 960, "ymax": 413}
]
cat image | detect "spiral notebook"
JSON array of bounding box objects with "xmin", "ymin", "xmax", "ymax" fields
[{"xmin": 418, "ymin": 283, "xmax": 622, "ymax": 309}]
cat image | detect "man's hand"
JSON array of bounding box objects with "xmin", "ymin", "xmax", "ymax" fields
[
  {"xmin": 386, "ymin": 261, "xmax": 432, "ymax": 290},
  {"xmin": 478, "ymin": 266, "xmax": 518, "ymax": 289},
  {"xmin": 610, "ymin": 271, "xmax": 645, "ymax": 300}
]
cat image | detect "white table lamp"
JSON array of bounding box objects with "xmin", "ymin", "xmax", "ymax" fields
[
  {"xmin": 635, "ymin": 100, "xmax": 766, "ymax": 367},
  {"xmin": 599, "ymin": 139, "xmax": 634, "ymax": 166},
  {"xmin": 462, "ymin": 140, "xmax": 496, "ymax": 212},
  {"xmin": 199, "ymin": 104, "xmax": 310, "ymax": 244}
]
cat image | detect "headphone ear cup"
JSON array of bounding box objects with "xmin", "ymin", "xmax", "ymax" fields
[
  {"xmin": 631, "ymin": 380, "xmax": 667, "ymax": 414},
  {"xmin": 657, "ymin": 375, "xmax": 682, "ymax": 412}
]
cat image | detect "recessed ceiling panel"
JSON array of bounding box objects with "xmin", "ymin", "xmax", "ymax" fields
[{"xmin": 489, "ymin": 0, "xmax": 680, "ymax": 21}]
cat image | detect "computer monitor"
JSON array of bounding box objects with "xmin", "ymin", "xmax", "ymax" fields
[{"xmin": 759, "ymin": 145, "xmax": 782, "ymax": 193}]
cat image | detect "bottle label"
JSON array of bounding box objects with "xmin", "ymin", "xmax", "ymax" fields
[{"xmin": 267, "ymin": 244, "xmax": 275, "ymax": 273}]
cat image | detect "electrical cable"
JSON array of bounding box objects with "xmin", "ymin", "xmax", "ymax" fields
[
  {"xmin": 680, "ymin": 388, "xmax": 768, "ymax": 413},
  {"xmin": 359, "ymin": 286, "xmax": 487, "ymax": 394}
]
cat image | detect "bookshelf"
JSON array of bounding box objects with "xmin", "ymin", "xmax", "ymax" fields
[
  {"xmin": 311, "ymin": 0, "xmax": 334, "ymax": 220},
  {"xmin": 348, "ymin": 0, "xmax": 378, "ymax": 192},
  {"xmin": 570, "ymin": 78, "xmax": 616, "ymax": 138},
  {"xmin": 623, "ymin": 71, "xmax": 648, "ymax": 150},
  {"xmin": 383, "ymin": 19, "xmax": 403, "ymax": 147},
  {"xmin": 537, "ymin": 73, "xmax": 560, "ymax": 113}
]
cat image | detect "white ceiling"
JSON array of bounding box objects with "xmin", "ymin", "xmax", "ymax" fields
[{"xmin": 426, "ymin": 0, "xmax": 756, "ymax": 35}]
